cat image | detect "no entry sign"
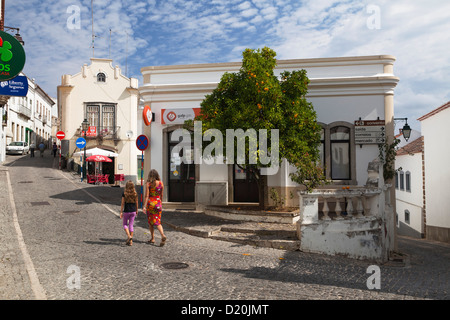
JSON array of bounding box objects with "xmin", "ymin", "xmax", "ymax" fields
[
  {"xmin": 136, "ymin": 135, "xmax": 149, "ymax": 151},
  {"xmin": 56, "ymin": 131, "xmax": 65, "ymax": 140}
]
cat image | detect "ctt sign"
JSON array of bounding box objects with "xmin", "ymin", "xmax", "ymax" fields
[{"xmin": 0, "ymin": 31, "xmax": 26, "ymax": 81}]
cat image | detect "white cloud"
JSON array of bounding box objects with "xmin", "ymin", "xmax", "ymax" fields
[{"xmin": 4, "ymin": 0, "xmax": 449, "ymax": 128}]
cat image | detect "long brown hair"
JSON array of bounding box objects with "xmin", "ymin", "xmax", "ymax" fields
[
  {"xmin": 124, "ymin": 180, "xmax": 138, "ymax": 203},
  {"xmin": 147, "ymin": 169, "xmax": 160, "ymax": 187}
]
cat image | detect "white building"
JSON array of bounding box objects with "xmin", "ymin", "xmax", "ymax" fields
[
  {"xmin": 395, "ymin": 135, "xmax": 425, "ymax": 238},
  {"xmin": 139, "ymin": 54, "xmax": 400, "ymax": 261},
  {"xmin": 2, "ymin": 74, "xmax": 54, "ymax": 158},
  {"xmin": 57, "ymin": 58, "xmax": 139, "ymax": 184},
  {"xmin": 418, "ymin": 101, "xmax": 450, "ymax": 243}
]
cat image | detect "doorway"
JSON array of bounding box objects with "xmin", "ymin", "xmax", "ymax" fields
[
  {"xmin": 233, "ymin": 165, "xmax": 259, "ymax": 202},
  {"xmin": 168, "ymin": 131, "xmax": 195, "ymax": 202}
]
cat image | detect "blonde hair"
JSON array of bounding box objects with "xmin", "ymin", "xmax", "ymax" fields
[
  {"xmin": 147, "ymin": 169, "xmax": 160, "ymax": 187},
  {"xmin": 124, "ymin": 180, "xmax": 138, "ymax": 203}
]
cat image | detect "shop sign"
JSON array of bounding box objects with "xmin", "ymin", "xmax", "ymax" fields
[
  {"xmin": 0, "ymin": 31, "xmax": 26, "ymax": 81},
  {"xmin": 0, "ymin": 75, "xmax": 28, "ymax": 96},
  {"xmin": 161, "ymin": 108, "xmax": 201, "ymax": 124}
]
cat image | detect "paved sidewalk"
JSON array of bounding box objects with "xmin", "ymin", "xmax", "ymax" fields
[
  {"xmin": 0, "ymin": 167, "xmax": 35, "ymax": 299},
  {"xmin": 1, "ymin": 154, "xmax": 449, "ymax": 300}
]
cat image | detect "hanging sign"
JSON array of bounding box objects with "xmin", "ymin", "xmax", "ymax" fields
[
  {"xmin": 0, "ymin": 75, "xmax": 28, "ymax": 96},
  {"xmin": 354, "ymin": 120, "xmax": 385, "ymax": 144},
  {"xmin": 0, "ymin": 31, "xmax": 26, "ymax": 81},
  {"xmin": 143, "ymin": 105, "xmax": 152, "ymax": 126}
]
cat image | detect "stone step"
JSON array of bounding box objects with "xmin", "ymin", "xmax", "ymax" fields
[{"xmin": 210, "ymin": 230, "xmax": 300, "ymax": 251}]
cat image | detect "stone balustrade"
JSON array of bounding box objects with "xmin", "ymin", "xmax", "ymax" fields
[{"xmin": 297, "ymin": 185, "xmax": 393, "ymax": 262}]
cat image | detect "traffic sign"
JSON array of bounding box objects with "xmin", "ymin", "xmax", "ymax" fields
[
  {"xmin": 76, "ymin": 137, "xmax": 86, "ymax": 149},
  {"xmin": 136, "ymin": 135, "xmax": 149, "ymax": 151},
  {"xmin": 56, "ymin": 131, "xmax": 65, "ymax": 140}
]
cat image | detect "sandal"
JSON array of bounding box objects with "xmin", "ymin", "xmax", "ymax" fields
[
  {"xmin": 148, "ymin": 239, "xmax": 155, "ymax": 244},
  {"xmin": 126, "ymin": 237, "xmax": 132, "ymax": 246},
  {"xmin": 160, "ymin": 237, "xmax": 167, "ymax": 247}
]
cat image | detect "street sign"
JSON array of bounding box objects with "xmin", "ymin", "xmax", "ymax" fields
[
  {"xmin": 56, "ymin": 131, "xmax": 65, "ymax": 140},
  {"xmin": 354, "ymin": 120, "xmax": 385, "ymax": 144},
  {"xmin": 136, "ymin": 135, "xmax": 149, "ymax": 151},
  {"xmin": 76, "ymin": 137, "xmax": 86, "ymax": 149},
  {"xmin": 0, "ymin": 75, "xmax": 28, "ymax": 96}
]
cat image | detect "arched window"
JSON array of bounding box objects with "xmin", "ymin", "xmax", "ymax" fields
[
  {"xmin": 97, "ymin": 72, "xmax": 106, "ymax": 82},
  {"xmin": 318, "ymin": 122, "xmax": 355, "ymax": 183}
]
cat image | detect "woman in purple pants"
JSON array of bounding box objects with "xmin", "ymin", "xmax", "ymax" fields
[{"xmin": 120, "ymin": 181, "xmax": 139, "ymax": 246}]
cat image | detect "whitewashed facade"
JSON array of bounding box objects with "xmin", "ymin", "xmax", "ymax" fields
[
  {"xmin": 418, "ymin": 101, "xmax": 450, "ymax": 243},
  {"xmin": 1, "ymin": 74, "xmax": 54, "ymax": 162},
  {"xmin": 139, "ymin": 54, "xmax": 400, "ymax": 261},
  {"xmin": 395, "ymin": 135, "xmax": 425, "ymax": 239},
  {"xmin": 57, "ymin": 58, "xmax": 139, "ymax": 183}
]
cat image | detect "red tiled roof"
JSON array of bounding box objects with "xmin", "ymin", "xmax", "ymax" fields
[
  {"xmin": 418, "ymin": 101, "xmax": 450, "ymax": 121},
  {"xmin": 396, "ymin": 136, "xmax": 424, "ymax": 156}
]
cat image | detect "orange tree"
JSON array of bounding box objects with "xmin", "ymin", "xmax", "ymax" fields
[{"xmin": 192, "ymin": 47, "xmax": 325, "ymax": 208}]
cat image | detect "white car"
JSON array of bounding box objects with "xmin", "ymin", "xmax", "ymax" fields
[{"xmin": 6, "ymin": 141, "xmax": 30, "ymax": 155}]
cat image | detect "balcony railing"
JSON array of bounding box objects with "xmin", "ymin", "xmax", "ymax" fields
[
  {"xmin": 77, "ymin": 126, "xmax": 120, "ymax": 140},
  {"xmin": 17, "ymin": 104, "xmax": 31, "ymax": 119}
]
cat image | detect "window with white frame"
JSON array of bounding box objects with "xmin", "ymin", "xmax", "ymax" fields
[
  {"xmin": 399, "ymin": 171, "xmax": 405, "ymax": 190},
  {"xmin": 405, "ymin": 171, "xmax": 411, "ymax": 192},
  {"xmin": 404, "ymin": 210, "xmax": 410, "ymax": 224},
  {"xmin": 85, "ymin": 103, "xmax": 116, "ymax": 137}
]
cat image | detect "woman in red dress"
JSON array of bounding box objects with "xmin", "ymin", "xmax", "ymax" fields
[{"xmin": 143, "ymin": 169, "xmax": 167, "ymax": 246}]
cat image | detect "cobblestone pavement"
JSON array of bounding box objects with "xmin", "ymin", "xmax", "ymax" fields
[{"xmin": 1, "ymin": 152, "xmax": 449, "ymax": 304}]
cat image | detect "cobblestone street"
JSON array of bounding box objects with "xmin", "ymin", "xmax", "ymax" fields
[{"xmin": 1, "ymin": 153, "xmax": 449, "ymax": 307}]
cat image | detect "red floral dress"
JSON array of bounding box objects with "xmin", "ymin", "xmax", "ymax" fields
[{"xmin": 146, "ymin": 181, "xmax": 163, "ymax": 226}]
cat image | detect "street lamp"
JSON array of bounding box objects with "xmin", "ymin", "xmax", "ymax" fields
[
  {"xmin": 4, "ymin": 26, "xmax": 24, "ymax": 45},
  {"xmin": 81, "ymin": 118, "xmax": 89, "ymax": 181},
  {"xmin": 394, "ymin": 118, "xmax": 411, "ymax": 141}
]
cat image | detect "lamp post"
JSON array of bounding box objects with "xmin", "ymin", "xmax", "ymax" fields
[
  {"xmin": 81, "ymin": 119, "xmax": 89, "ymax": 181},
  {"xmin": 394, "ymin": 118, "xmax": 411, "ymax": 141}
]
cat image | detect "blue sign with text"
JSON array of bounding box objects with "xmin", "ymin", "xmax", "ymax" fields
[{"xmin": 0, "ymin": 75, "xmax": 28, "ymax": 97}]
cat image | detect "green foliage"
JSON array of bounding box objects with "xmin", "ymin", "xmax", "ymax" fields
[
  {"xmin": 193, "ymin": 47, "xmax": 326, "ymax": 194},
  {"xmin": 378, "ymin": 138, "xmax": 401, "ymax": 181}
]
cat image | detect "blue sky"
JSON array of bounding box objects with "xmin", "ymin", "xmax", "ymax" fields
[{"xmin": 5, "ymin": 0, "xmax": 450, "ymax": 131}]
